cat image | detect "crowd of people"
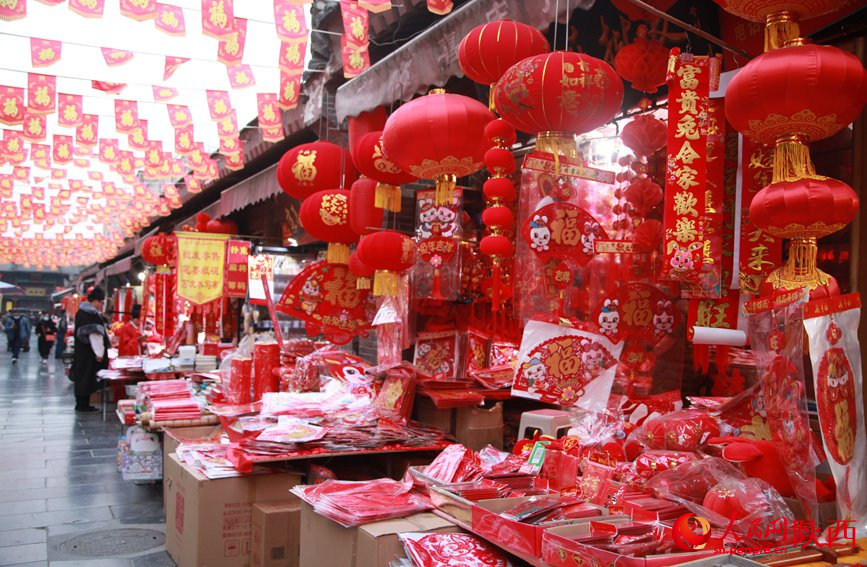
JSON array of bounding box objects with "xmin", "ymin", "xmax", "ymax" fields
[{"xmin": 3, "ymin": 308, "xmax": 68, "ymax": 364}]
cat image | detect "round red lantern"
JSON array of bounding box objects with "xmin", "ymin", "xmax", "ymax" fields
[
  {"xmin": 195, "ymin": 213, "xmax": 210, "ymax": 232},
  {"xmin": 632, "ymin": 219, "xmax": 663, "ymax": 253},
  {"xmin": 614, "ymin": 29, "xmax": 669, "ymax": 94},
  {"xmin": 481, "ymin": 206, "xmax": 515, "ymax": 231},
  {"xmin": 493, "ymin": 51, "xmax": 624, "ymax": 157},
  {"xmin": 348, "ymin": 106, "xmax": 387, "ymax": 158},
  {"xmin": 621, "ymin": 114, "xmax": 667, "ymax": 157},
  {"xmin": 141, "ymin": 233, "xmax": 177, "ymax": 266},
  {"xmin": 348, "ymin": 178, "xmax": 384, "ymax": 236},
  {"xmin": 382, "ymin": 90, "xmax": 495, "ymax": 205},
  {"xmin": 611, "ymin": 0, "xmax": 677, "ymax": 21},
  {"xmin": 298, "ymin": 190, "xmax": 358, "ymax": 264},
  {"xmin": 348, "ymin": 251, "xmax": 375, "ymax": 290},
  {"xmin": 205, "ymin": 217, "xmax": 238, "ymax": 235},
  {"xmin": 624, "ymin": 177, "xmax": 664, "ymax": 218},
  {"xmin": 483, "ymin": 177, "xmax": 517, "ymax": 203},
  {"xmin": 277, "ymin": 141, "xmax": 358, "ymax": 201},
  {"xmin": 356, "ymin": 230, "xmax": 416, "ymax": 296},
  {"xmin": 353, "ymin": 131, "xmax": 417, "ymax": 212},
  {"xmin": 750, "ymin": 177, "xmax": 859, "ymax": 239}
]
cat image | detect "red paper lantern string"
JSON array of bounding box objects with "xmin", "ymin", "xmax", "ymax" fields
[{"xmin": 614, "ymin": 26, "xmax": 669, "ymax": 94}]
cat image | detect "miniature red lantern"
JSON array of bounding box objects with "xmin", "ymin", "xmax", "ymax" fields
[
  {"xmin": 494, "ymin": 51, "xmax": 623, "ymax": 158},
  {"xmin": 277, "ymin": 141, "xmax": 357, "ymax": 202},
  {"xmin": 298, "ymin": 189, "xmax": 358, "ymax": 264},
  {"xmin": 356, "ymin": 230, "xmax": 416, "ymax": 296},
  {"xmin": 348, "ymin": 251, "xmax": 375, "ymax": 290},
  {"xmin": 348, "ymin": 177, "xmax": 384, "ymax": 236},
  {"xmin": 352, "ymin": 131, "xmax": 417, "ymax": 212},
  {"xmin": 632, "ymin": 219, "xmax": 663, "ymax": 253},
  {"xmin": 624, "ymin": 177, "xmax": 664, "ymax": 218},
  {"xmin": 382, "ymin": 90, "xmax": 495, "ymax": 205},
  {"xmin": 614, "ymin": 27, "xmax": 668, "ymax": 94},
  {"xmin": 621, "ymin": 113, "xmax": 667, "ymax": 158}
]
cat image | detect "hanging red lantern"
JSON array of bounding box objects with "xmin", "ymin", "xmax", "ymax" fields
[
  {"xmin": 298, "ymin": 189, "xmax": 358, "ymax": 264},
  {"xmin": 195, "ymin": 212, "xmax": 210, "ymax": 232},
  {"xmin": 493, "ymin": 51, "xmax": 624, "ymax": 158},
  {"xmin": 348, "ymin": 106, "xmax": 387, "ymax": 158},
  {"xmin": 141, "ymin": 233, "xmax": 177, "ymax": 266},
  {"xmin": 611, "ymin": 0, "xmax": 677, "ymax": 21},
  {"xmin": 277, "ymin": 141, "xmax": 358, "ymax": 201},
  {"xmin": 750, "ymin": 178, "xmax": 859, "ymax": 240},
  {"xmin": 624, "ymin": 177, "xmax": 664, "ymax": 218},
  {"xmin": 352, "ymin": 131, "xmax": 417, "ymax": 212},
  {"xmin": 348, "ymin": 251, "xmax": 375, "ymax": 290},
  {"xmin": 205, "ymin": 217, "xmax": 238, "ymax": 235},
  {"xmin": 348, "ymin": 177, "xmax": 384, "ymax": 236},
  {"xmin": 382, "ymin": 90, "xmax": 495, "ymax": 205},
  {"xmin": 356, "ymin": 230, "xmax": 416, "ymax": 296},
  {"xmin": 614, "ymin": 27, "xmax": 669, "ymax": 94},
  {"xmin": 632, "ymin": 219, "xmax": 663, "ymax": 253},
  {"xmin": 621, "ymin": 113, "xmax": 667, "ymax": 157}
]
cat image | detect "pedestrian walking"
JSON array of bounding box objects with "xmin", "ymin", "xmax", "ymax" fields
[
  {"xmin": 71, "ymin": 288, "xmax": 109, "ymax": 412},
  {"xmin": 35, "ymin": 311, "xmax": 58, "ymax": 364}
]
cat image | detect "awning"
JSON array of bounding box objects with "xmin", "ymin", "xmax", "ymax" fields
[
  {"xmin": 78, "ymin": 263, "xmax": 100, "ymax": 281},
  {"xmin": 335, "ymin": 0, "xmax": 591, "ymax": 122},
  {"xmin": 218, "ymin": 163, "xmax": 281, "ymax": 218},
  {"xmin": 105, "ymin": 257, "xmax": 133, "ymax": 277}
]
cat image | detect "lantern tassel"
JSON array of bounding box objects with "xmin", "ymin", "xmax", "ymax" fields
[
  {"xmin": 535, "ymin": 131, "xmax": 579, "ymax": 177},
  {"xmin": 765, "ymin": 11, "xmax": 800, "ymax": 52},
  {"xmin": 431, "ymin": 267, "xmax": 444, "ymax": 300},
  {"xmin": 356, "ymin": 276, "xmax": 371, "ymax": 290},
  {"xmin": 373, "ymin": 270, "xmax": 399, "ymax": 296},
  {"xmin": 764, "ymin": 236, "xmax": 834, "ymax": 293},
  {"xmin": 326, "ymin": 243, "xmax": 350, "ymax": 264},
  {"xmin": 772, "ymin": 135, "xmax": 824, "ymax": 183},
  {"xmin": 488, "ymin": 84, "xmax": 496, "ymax": 112},
  {"xmin": 374, "ymin": 182, "xmax": 402, "ymax": 212},
  {"xmin": 435, "ymin": 174, "xmax": 457, "ymax": 207}
]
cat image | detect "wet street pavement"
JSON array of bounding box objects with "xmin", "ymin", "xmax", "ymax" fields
[{"xmin": 0, "ymin": 349, "xmax": 173, "ymax": 566}]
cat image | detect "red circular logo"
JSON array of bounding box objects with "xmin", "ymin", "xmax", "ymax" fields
[{"xmin": 672, "ymin": 513, "xmax": 712, "ymax": 551}]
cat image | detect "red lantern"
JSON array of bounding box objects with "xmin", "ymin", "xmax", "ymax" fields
[
  {"xmin": 481, "ymin": 206, "xmax": 515, "ymax": 231},
  {"xmin": 277, "ymin": 141, "xmax": 357, "ymax": 201},
  {"xmin": 348, "ymin": 178, "xmax": 384, "ymax": 236},
  {"xmin": 621, "ymin": 114, "xmax": 667, "ymax": 157},
  {"xmin": 632, "ymin": 219, "xmax": 663, "ymax": 253},
  {"xmin": 624, "ymin": 177, "xmax": 664, "ymax": 218},
  {"xmin": 356, "ymin": 230, "xmax": 416, "ymax": 296},
  {"xmin": 205, "ymin": 217, "xmax": 238, "ymax": 235},
  {"xmin": 382, "ymin": 90, "xmax": 495, "ymax": 205},
  {"xmin": 348, "ymin": 251, "xmax": 375, "ymax": 290},
  {"xmin": 348, "ymin": 106, "xmax": 387, "ymax": 158},
  {"xmin": 611, "ymin": 0, "xmax": 677, "ymax": 21},
  {"xmin": 614, "ymin": 29, "xmax": 668, "ymax": 94},
  {"xmin": 195, "ymin": 212, "xmax": 210, "ymax": 232},
  {"xmin": 459, "ymin": 20, "xmax": 550, "ymax": 102},
  {"xmin": 750, "ymin": 178, "xmax": 859, "ymax": 239},
  {"xmin": 494, "ymin": 52, "xmax": 624, "ymax": 157},
  {"xmin": 141, "ymin": 233, "xmax": 177, "ymax": 266},
  {"xmin": 352, "ymin": 131, "xmax": 417, "ymax": 212},
  {"xmin": 299, "ymin": 190, "xmax": 358, "ymax": 264},
  {"xmin": 483, "ymin": 177, "xmax": 517, "ymax": 203}
]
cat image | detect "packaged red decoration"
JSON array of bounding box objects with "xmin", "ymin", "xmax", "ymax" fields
[
  {"xmin": 252, "ymin": 341, "xmax": 280, "ymax": 401},
  {"xmin": 465, "ymin": 328, "xmax": 489, "ymax": 374},
  {"xmin": 489, "ymin": 339, "xmax": 519, "ymax": 367},
  {"xmin": 372, "ymin": 367, "xmax": 416, "ymax": 419},
  {"xmin": 414, "ymin": 330, "xmax": 460, "ymax": 380},
  {"xmin": 625, "ymin": 410, "xmax": 722, "ymax": 457},
  {"xmin": 399, "ymin": 532, "xmax": 513, "ymax": 567},
  {"xmin": 415, "ymin": 188, "xmax": 463, "ymax": 301}
]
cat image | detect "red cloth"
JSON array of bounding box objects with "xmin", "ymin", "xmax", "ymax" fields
[{"xmin": 116, "ymin": 322, "xmax": 141, "ymax": 357}]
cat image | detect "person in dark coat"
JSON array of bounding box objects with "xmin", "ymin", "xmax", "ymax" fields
[
  {"xmin": 55, "ymin": 310, "xmax": 68, "ymax": 359},
  {"xmin": 72, "ymin": 288, "xmax": 109, "ymax": 412},
  {"xmin": 35, "ymin": 312, "xmax": 58, "ymax": 364},
  {"xmin": 8, "ymin": 310, "xmax": 31, "ymax": 364}
]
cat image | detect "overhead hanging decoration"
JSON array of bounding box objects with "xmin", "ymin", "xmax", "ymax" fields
[
  {"xmin": 298, "ymin": 189, "xmax": 358, "ymax": 264},
  {"xmin": 120, "ymin": 0, "xmax": 157, "ymax": 21},
  {"xmin": 277, "ymin": 141, "xmax": 357, "ymax": 201},
  {"xmin": 614, "ymin": 24, "xmax": 669, "ymax": 94},
  {"xmin": 201, "ymin": 0, "xmax": 234, "ymax": 38},
  {"xmin": 351, "ymin": 131, "xmax": 416, "ymax": 212},
  {"xmin": 155, "ymin": 3, "xmax": 185, "ymax": 35},
  {"xmin": 0, "ymin": 0, "xmax": 26, "ymax": 21},
  {"xmin": 176, "ymin": 231, "xmax": 231, "ymax": 305},
  {"xmin": 68, "ymin": 0, "xmax": 105, "ymax": 18},
  {"xmin": 30, "ymin": 38, "xmax": 62, "ymax": 67},
  {"xmin": 356, "ymin": 230, "xmax": 417, "ymax": 297}
]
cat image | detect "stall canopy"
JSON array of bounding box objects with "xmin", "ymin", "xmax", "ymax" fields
[
  {"xmin": 335, "ymin": 0, "xmax": 591, "ymax": 122},
  {"xmin": 218, "ymin": 163, "xmax": 281, "ymax": 218}
]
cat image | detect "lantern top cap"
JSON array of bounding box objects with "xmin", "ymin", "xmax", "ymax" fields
[
  {"xmin": 428, "ymin": 88, "xmax": 447, "ymax": 95},
  {"xmin": 767, "ymin": 11, "xmax": 799, "ymax": 24},
  {"xmin": 784, "ymin": 37, "xmax": 810, "ymax": 46}
]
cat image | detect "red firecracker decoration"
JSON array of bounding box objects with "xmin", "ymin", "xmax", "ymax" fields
[
  {"xmin": 299, "ymin": 189, "xmax": 358, "ymax": 264},
  {"xmin": 348, "ymin": 177, "xmax": 384, "ymax": 235},
  {"xmin": 382, "ymin": 90, "xmax": 495, "ymax": 205},
  {"xmin": 348, "ymin": 251, "xmax": 374, "ymax": 290},
  {"xmin": 277, "ymin": 141, "xmax": 357, "ymax": 201},
  {"xmin": 614, "ymin": 25, "xmax": 669, "ymax": 93},
  {"xmin": 356, "ymin": 230, "xmax": 416, "ymax": 296},
  {"xmin": 352, "ymin": 131, "xmax": 416, "ymax": 212}
]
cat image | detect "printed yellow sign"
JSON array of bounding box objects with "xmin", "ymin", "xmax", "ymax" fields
[{"xmin": 176, "ymin": 231, "xmax": 230, "ymax": 305}]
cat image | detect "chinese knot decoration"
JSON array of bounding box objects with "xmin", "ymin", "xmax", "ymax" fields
[
  {"xmin": 356, "ymin": 230, "xmax": 416, "ymax": 297},
  {"xmin": 277, "ymin": 141, "xmax": 357, "ymax": 202},
  {"xmin": 298, "ymin": 189, "xmax": 358, "ymax": 265}
]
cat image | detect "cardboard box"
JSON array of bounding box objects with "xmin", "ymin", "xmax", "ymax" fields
[
  {"xmin": 162, "ymin": 425, "xmax": 223, "ymax": 511},
  {"xmin": 414, "ymin": 396, "xmax": 455, "ymax": 433},
  {"xmin": 164, "ymin": 454, "xmax": 302, "ymax": 567},
  {"xmin": 455, "ymin": 402, "xmax": 503, "ymax": 451},
  {"xmin": 299, "ymin": 502, "xmax": 461, "ymax": 567},
  {"xmin": 252, "ymin": 502, "xmax": 300, "ymax": 567}
]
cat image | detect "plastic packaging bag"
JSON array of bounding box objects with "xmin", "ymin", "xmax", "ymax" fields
[{"xmin": 220, "ymin": 336, "xmax": 254, "ymax": 404}]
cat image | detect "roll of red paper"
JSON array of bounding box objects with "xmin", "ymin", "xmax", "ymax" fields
[
  {"xmin": 229, "ymin": 357, "xmax": 252, "ymax": 404},
  {"xmin": 253, "ymin": 342, "xmax": 280, "ymax": 400}
]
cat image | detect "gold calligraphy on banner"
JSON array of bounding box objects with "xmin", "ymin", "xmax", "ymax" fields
[{"xmin": 176, "ymin": 231, "xmax": 230, "ymax": 305}]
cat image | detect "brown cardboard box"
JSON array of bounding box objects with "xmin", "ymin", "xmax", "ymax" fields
[
  {"xmin": 455, "ymin": 402, "xmax": 503, "ymax": 451},
  {"xmin": 164, "ymin": 454, "xmax": 302, "ymax": 567},
  {"xmin": 162, "ymin": 425, "xmax": 222, "ymax": 511},
  {"xmin": 299, "ymin": 502, "xmax": 462, "ymax": 567},
  {"xmin": 251, "ymin": 502, "xmax": 300, "ymax": 567},
  {"xmin": 414, "ymin": 396, "xmax": 455, "ymax": 433}
]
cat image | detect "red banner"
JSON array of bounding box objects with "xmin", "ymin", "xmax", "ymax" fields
[
  {"xmin": 262, "ymin": 126, "xmax": 285, "ymax": 143},
  {"xmin": 738, "ymin": 136, "xmax": 782, "ymax": 295},
  {"xmin": 114, "ymin": 99, "xmax": 139, "ymax": 134},
  {"xmin": 21, "ymin": 110, "xmax": 47, "ymax": 142},
  {"xmin": 27, "ymin": 73, "xmax": 56, "ymax": 114},
  {"xmin": 163, "ymin": 56, "xmax": 189, "ymax": 80},
  {"xmin": 120, "ymin": 0, "xmax": 156, "ymax": 20},
  {"xmin": 156, "ymin": 4, "xmax": 185, "ymax": 35},
  {"xmin": 166, "ymin": 104, "xmax": 192, "ymax": 127},
  {"xmin": 154, "ymin": 267, "xmax": 176, "ymax": 340},
  {"xmin": 359, "ymin": 0, "xmax": 391, "ymax": 11},
  {"xmin": 69, "ymin": 0, "xmax": 105, "ymax": 17},
  {"xmin": 31, "ymin": 144, "xmax": 50, "ymax": 169},
  {"xmin": 278, "ymin": 41, "xmax": 306, "ymax": 74},
  {"xmin": 30, "ymin": 38, "xmax": 62, "ymax": 67},
  {"xmin": 76, "ymin": 114, "xmax": 98, "ymax": 147},
  {"xmin": 274, "ymin": 0, "xmax": 307, "ymax": 43},
  {"xmin": 225, "ymin": 239, "xmax": 250, "ymax": 297},
  {"xmin": 57, "ymin": 93, "xmax": 83, "ymax": 127},
  {"xmin": 0, "ymin": 86, "xmax": 25, "ymax": 125},
  {"xmin": 52, "ymin": 134, "xmax": 73, "ymax": 164},
  {"xmin": 227, "ymin": 65, "xmax": 255, "ymax": 89},
  {"xmin": 91, "ymin": 80, "xmax": 126, "ymax": 94},
  {"xmin": 128, "ymin": 120, "xmax": 149, "ymax": 150},
  {"xmin": 0, "ymin": 0, "xmax": 26, "ymax": 20},
  {"xmin": 217, "ymin": 17, "xmax": 246, "ymax": 66},
  {"xmin": 278, "ymin": 71, "xmax": 301, "ymax": 110},
  {"xmin": 174, "ymin": 125, "xmax": 195, "ymax": 154},
  {"xmin": 660, "ymin": 52, "xmax": 716, "ymax": 282},
  {"xmin": 341, "ymin": 35, "xmax": 370, "ymax": 78},
  {"xmin": 99, "ymin": 138, "xmax": 119, "ymax": 164},
  {"xmin": 101, "ymin": 47, "xmax": 134, "ymax": 66},
  {"xmin": 256, "ymin": 93, "xmax": 281, "ymax": 128},
  {"xmin": 206, "ymin": 90, "xmax": 232, "ymax": 120},
  {"xmin": 201, "ymin": 0, "xmax": 234, "ymax": 38},
  {"xmin": 151, "ymin": 85, "xmax": 177, "ymax": 102},
  {"xmin": 341, "ymin": 1, "xmax": 369, "ymax": 45}
]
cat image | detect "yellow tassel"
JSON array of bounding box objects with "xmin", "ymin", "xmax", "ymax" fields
[
  {"xmin": 765, "ymin": 12, "xmax": 800, "ymax": 52},
  {"xmin": 373, "ymin": 270, "xmax": 399, "ymax": 296},
  {"xmin": 435, "ymin": 174, "xmax": 457, "ymax": 207},
  {"xmin": 374, "ymin": 182, "xmax": 402, "ymax": 212},
  {"xmin": 326, "ymin": 243, "xmax": 350, "ymax": 264},
  {"xmin": 772, "ymin": 135, "xmax": 824, "ymax": 183},
  {"xmin": 536, "ymin": 131, "xmax": 580, "ymax": 176},
  {"xmin": 356, "ymin": 276, "xmax": 371, "ymax": 290},
  {"xmin": 488, "ymin": 84, "xmax": 496, "ymax": 112}
]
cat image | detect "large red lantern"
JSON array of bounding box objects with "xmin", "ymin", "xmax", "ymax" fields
[
  {"xmin": 348, "ymin": 178, "xmax": 384, "ymax": 236},
  {"xmin": 141, "ymin": 233, "xmax": 177, "ymax": 266},
  {"xmin": 298, "ymin": 189, "xmax": 358, "ymax": 264},
  {"xmin": 352, "ymin": 131, "xmax": 417, "ymax": 212},
  {"xmin": 356, "ymin": 230, "xmax": 416, "ymax": 297},
  {"xmin": 621, "ymin": 113, "xmax": 667, "ymax": 158},
  {"xmin": 277, "ymin": 141, "xmax": 358, "ymax": 201},
  {"xmin": 493, "ymin": 51, "xmax": 624, "ymax": 158},
  {"xmin": 614, "ymin": 27, "xmax": 669, "ymax": 94}
]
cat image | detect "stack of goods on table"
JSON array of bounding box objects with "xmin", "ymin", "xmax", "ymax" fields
[{"xmin": 137, "ymin": 379, "xmax": 204, "ymax": 427}]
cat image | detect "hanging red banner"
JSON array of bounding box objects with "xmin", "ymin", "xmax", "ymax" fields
[
  {"xmin": 720, "ymin": 124, "xmax": 738, "ymax": 289},
  {"xmin": 278, "ymin": 71, "xmax": 301, "ymax": 110},
  {"xmin": 217, "ymin": 111, "xmax": 238, "ymax": 138},
  {"xmin": 660, "ymin": 52, "xmax": 718, "ymax": 283},
  {"xmin": 217, "ymin": 17, "xmax": 246, "ymax": 66},
  {"xmin": 262, "ymin": 126, "xmax": 284, "ymax": 143},
  {"xmin": 128, "ymin": 120, "xmax": 149, "ymax": 150},
  {"xmin": 166, "ymin": 104, "xmax": 192, "ymax": 127},
  {"xmin": 57, "ymin": 93, "xmax": 83, "ymax": 127},
  {"xmin": 154, "ymin": 267, "xmax": 176, "ymax": 340},
  {"xmin": 201, "ymin": 0, "xmax": 234, "ymax": 38},
  {"xmin": 76, "ymin": 114, "xmax": 98, "ymax": 147},
  {"xmin": 69, "ymin": 0, "xmax": 105, "ymax": 17},
  {"xmin": 219, "ymin": 136, "xmax": 240, "ymax": 155},
  {"xmin": 177, "ymin": 231, "xmax": 230, "ymax": 305},
  {"xmin": 30, "ymin": 38, "xmax": 62, "ymax": 67},
  {"xmin": 341, "ymin": 36, "xmax": 370, "ymax": 78},
  {"xmin": 227, "ymin": 65, "xmax": 255, "ymax": 89},
  {"xmin": 155, "ymin": 3, "xmax": 185, "ymax": 35},
  {"xmin": 0, "ymin": 0, "xmax": 26, "ymax": 21},
  {"xmin": 358, "ymin": 0, "xmax": 391, "ymax": 11},
  {"xmin": 31, "ymin": 144, "xmax": 50, "ymax": 169},
  {"xmin": 163, "ymin": 56, "xmax": 189, "ymax": 81},
  {"xmin": 91, "ymin": 80, "xmax": 126, "ymax": 94},
  {"xmin": 738, "ymin": 136, "xmax": 783, "ymax": 295},
  {"xmin": 153, "ymin": 84, "xmax": 179, "ymax": 101},
  {"xmin": 119, "ymin": 0, "xmax": 156, "ymax": 20},
  {"xmin": 99, "ymin": 138, "xmax": 119, "ymax": 164},
  {"xmin": 174, "ymin": 125, "xmax": 195, "ymax": 154},
  {"xmin": 21, "ymin": 110, "xmax": 47, "ymax": 142},
  {"xmin": 114, "ymin": 99, "xmax": 139, "ymax": 134},
  {"xmin": 341, "ymin": 0, "xmax": 369, "ymax": 45},
  {"xmin": 278, "ymin": 41, "xmax": 306, "ymax": 74},
  {"xmin": 52, "ymin": 134, "xmax": 73, "ymax": 164},
  {"xmin": 27, "ymin": 73, "xmax": 56, "ymax": 114},
  {"xmin": 256, "ymin": 93, "xmax": 281, "ymax": 128},
  {"xmin": 101, "ymin": 47, "xmax": 134, "ymax": 67},
  {"xmin": 225, "ymin": 239, "xmax": 250, "ymax": 298},
  {"xmin": 274, "ymin": 0, "xmax": 307, "ymax": 44},
  {"xmin": 206, "ymin": 90, "xmax": 232, "ymax": 120},
  {"xmin": 0, "ymin": 86, "xmax": 25, "ymax": 125}
]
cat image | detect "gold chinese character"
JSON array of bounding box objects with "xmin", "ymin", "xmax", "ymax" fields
[
  {"xmin": 747, "ymin": 243, "xmax": 775, "ymax": 272},
  {"xmin": 674, "ymin": 165, "xmax": 699, "ymax": 190},
  {"xmin": 673, "ymin": 218, "xmax": 698, "ymax": 242},
  {"xmin": 675, "ymin": 114, "xmax": 700, "ymax": 140},
  {"xmin": 673, "ymin": 191, "xmax": 698, "ymax": 217},
  {"xmin": 677, "ymin": 90, "xmax": 700, "ymax": 115},
  {"xmin": 677, "ymin": 64, "xmax": 701, "ymax": 90},
  {"xmin": 675, "ymin": 140, "xmax": 701, "ymax": 164}
]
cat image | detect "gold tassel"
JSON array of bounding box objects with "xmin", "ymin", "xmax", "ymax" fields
[
  {"xmin": 488, "ymin": 84, "xmax": 496, "ymax": 112},
  {"xmin": 326, "ymin": 242, "xmax": 350, "ymax": 264},
  {"xmin": 536, "ymin": 131, "xmax": 580, "ymax": 176},
  {"xmin": 373, "ymin": 270, "xmax": 399, "ymax": 296},
  {"xmin": 374, "ymin": 182, "xmax": 402, "ymax": 212},
  {"xmin": 356, "ymin": 276, "xmax": 371, "ymax": 290},
  {"xmin": 435, "ymin": 174, "xmax": 457, "ymax": 207},
  {"xmin": 764, "ymin": 237, "xmax": 833, "ymax": 292},
  {"xmin": 765, "ymin": 11, "xmax": 800, "ymax": 52},
  {"xmin": 772, "ymin": 135, "xmax": 825, "ymax": 184}
]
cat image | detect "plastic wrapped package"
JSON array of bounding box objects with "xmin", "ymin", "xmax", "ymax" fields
[
  {"xmin": 373, "ymin": 297, "xmax": 403, "ymax": 368},
  {"xmin": 566, "ymin": 409, "xmax": 635, "ymax": 463},
  {"xmin": 423, "ymin": 444, "xmax": 482, "ymax": 484},
  {"xmin": 399, "ymin": 532, "xmax": 514, "ymax": 567},
  {"xmin": 414, "ymin": 188, "xmax": 463, "ymax": 301},
  {"xmin": 624, "ymin": 410, "xmax": 724, "ymax": 458},
  {"xmin": 413, "ymin": 330, "xmax": 460, "ymax": 380}
]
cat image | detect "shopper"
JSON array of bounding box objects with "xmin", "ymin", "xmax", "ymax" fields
[
  {"xmin": 35, "ymin": 312, "xmax": 58, "ymax": 364},
  {"xmin": 55, "ymin": 309, "xmax": 68, "ymax": 359},
  {"xmin": 4, "ymin": 314, "xmax": 13, "ymax": 352},
  {"xmin": 8, "ymin": 309, "xmax": 30, "ymax": 364},
  {"xmin": 116, "ymin": 305, "xmax": 143, "ymax": 357},
  {"xmin": 71, "ymin": 288, "xmax": 110, "ymax": 412}
]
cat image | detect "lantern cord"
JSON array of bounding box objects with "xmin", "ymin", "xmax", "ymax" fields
[
  {"xmin": 554, "ymin": 0, "xmax": 560, "ymax": 52},
  {"xmin": 617, "ymin": 0, "xmax": 751, "ymax": 60},
  {"xmin": 564, "ymin": 0, "xmax": 570, "ymax": 51}
]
